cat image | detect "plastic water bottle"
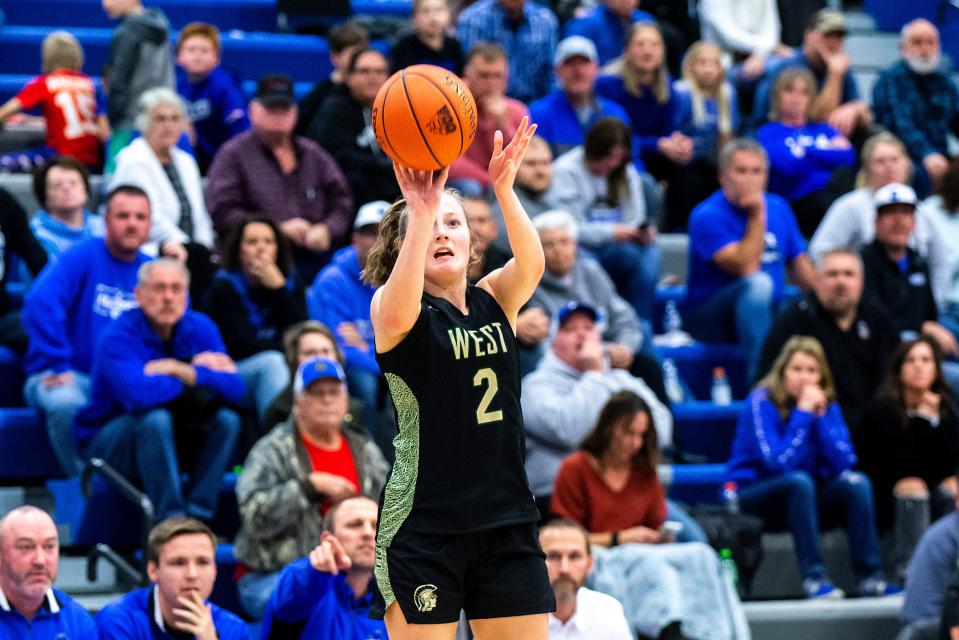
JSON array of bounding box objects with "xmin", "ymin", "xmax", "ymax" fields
[
  {"xmin": 662, "ymin": 358, "xmax": 685, "ymax": 404},
  {"xmin": 711, "ymin": 367, "xmax": 732, "ymax": 405},
  {"xmin": 722, "ymin": 481, "xmax": 740, "ymax": 514},
  {"xmin": 719, "ymin": 547, "xmax": 739, "ymax": 588},
  {"xmin": 663, "ymin": 300, "xmax": 683, "ymax": 335}
]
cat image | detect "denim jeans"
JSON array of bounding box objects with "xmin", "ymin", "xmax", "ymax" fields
[
  {"xmin": 738, "ymin": 470, "xmax": 881, "ymax": 581},
  {"xmin": 237, "ymin": 569, "xmax": 281, "ymax": 620},
  {"xmin": 684, "ymin": 272, "xmax": 774, "ymax": 382},
  {"xmin": 596, "ymin": 241, "xmax": 662, "ymax": 321},
  {"xmin": 24, "ymin": 371, "xmax": 90, "ymax": 476},
  {"xmin": 81, "ymin": 407, "xmax": 241, "ymax": 521},
  {"xmin": 238, "ymin": 350, "xmax": 289, "ymax": 423}
]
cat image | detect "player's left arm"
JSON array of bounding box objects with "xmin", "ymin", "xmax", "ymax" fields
[{"xmin": 477, "ymin": 116, "xmax": 544, "ymax": 329}]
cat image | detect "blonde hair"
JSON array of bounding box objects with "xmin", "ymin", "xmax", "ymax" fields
[
  {"xmin": 856, "ymin": 131, "xmax": 913, "ymax": 189},
  {"xmin": 42, "ymin": 31, "xmax": 84, "ymax": 74},
  {"xmin": 610, "ymin": 22, "xmax": 670, "ymax": 105},
  {"xmin": 768, "ymin": 67, "xmax": 817, "ymax": 122},
  {"xmin": 681, "ymin": 41, "xmax": 732, "ymax": 135},
  {"xmin": 361, "ymin": 190, "xmax": 479, "ymax": 286},
  {"xmin": 758, "ymin": 336, "xmax": 836, "ymax": 419}
]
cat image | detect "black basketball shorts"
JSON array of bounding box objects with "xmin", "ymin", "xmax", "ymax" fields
[{"xmin": 370, "ymin": 519, "xmax": 555, "ymax": 624}]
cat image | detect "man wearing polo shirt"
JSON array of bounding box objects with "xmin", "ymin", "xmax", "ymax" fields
[{"xmin": 0, "ymin": 506, "xmax": 97, "ymax": 638}]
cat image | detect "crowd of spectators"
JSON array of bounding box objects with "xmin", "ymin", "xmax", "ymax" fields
[{"xmin": 3, "ymin": 0, "xmax": 959, "ymax": 637}]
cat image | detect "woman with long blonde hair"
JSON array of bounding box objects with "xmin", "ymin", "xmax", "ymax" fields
[{"xmin": 725, "ymin": 335, "xmax": 898, "ymax": 599}]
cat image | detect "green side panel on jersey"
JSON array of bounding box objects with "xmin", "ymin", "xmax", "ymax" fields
[{"xmin": 374, "ymin": 372, "xmax": 421, "ymax": 608}]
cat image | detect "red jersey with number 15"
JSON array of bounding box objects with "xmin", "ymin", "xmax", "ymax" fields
[{"xmin": 16, "ymin": 69, "xmax": 101, "ymax": 167}]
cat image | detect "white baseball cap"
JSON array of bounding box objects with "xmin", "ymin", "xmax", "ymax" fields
[
  {"xmin": 873, "ymin": 183, "xmax": 917, "ymax": 212},
  {"xmin": 353, "ymin": 200, "xmax": 390, "ymax": 230}
]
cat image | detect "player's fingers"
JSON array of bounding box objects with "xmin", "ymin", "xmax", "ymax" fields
[
  {"xmin": 492, "ymin": 129, "xmax": 504, "ymax": 156},
  {"xmin": 436, "ymin": 165, "xmax": 450, "ymax": 189}
]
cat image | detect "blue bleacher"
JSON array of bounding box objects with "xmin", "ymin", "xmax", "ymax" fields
[
  {"xmin": 0, "ymin": 407, "xmax": 61, "ymax": 480},
  {"xmin": 672, "ymin": 401, "xmax": 742, "ymax": 463},
  {"xmin": 0, "ymin": 347, "xmax": 25, "ymax": 407},
  {"xmin": 666, "ymin": 463, "xmax": 725, "ymax": 505}
]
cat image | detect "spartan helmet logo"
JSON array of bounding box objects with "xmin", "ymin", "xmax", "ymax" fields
[{"xmin": 414, "ymin": 584, "xmax": 439, "ymax": 612}]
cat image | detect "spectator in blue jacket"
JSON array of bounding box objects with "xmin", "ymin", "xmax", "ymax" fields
[
  {"xmin": 175, "ymin": 22, "xmax": 250, "ymax": 173},
  {"xmin": 757, "ymin": 67, "xmax": 855, "ymax": 237},
  {"xmin": 456, "ymin": 0, "xmax": 558, "ymax": 104},
  {"xmin": 22, "ymin": 184, "xmax": 152, "ymax": 477},
  {"xmin": 529, "ymin": 36, "xmax": 631, "ymax": 159},
  {"xmin": 97, "ymin": 517, "xmax": 250, "ymax": 639},
  {"xmin": 0, "ymin": 506, "xmax": 98, "ymax": 639},
  {"xmin": 563, "ymin": 0, "xmax": 655, "ymax": 65},
  {"xmin": 260, "ymin": 495, "xmax": 386, "ymax": 640},
  {"xmin": 310, "ymin": 201, "xmax": 384, "ymax": 436},
  {"xmin": 725, "ymin": 336, "xmax": 897, "ymax": 599},
  {"xmin": 29, "ymin": 156, "xmax": 104, "ymax": 262},
  {"xmin": 74, "ymin": 259, "xmax": 244, "ymax": 522},
  {"xmin": 684, "ymin": 138, "xmax": 815, "ymax": 382}
]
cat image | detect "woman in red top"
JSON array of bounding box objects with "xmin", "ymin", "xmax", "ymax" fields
[{"xmin": 551, "ymin": 391, "xmax": 750, "ymax": 640}]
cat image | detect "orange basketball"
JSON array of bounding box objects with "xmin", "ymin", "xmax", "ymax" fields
[{"xmin": 372, "ymin": 64, "xmax": 477, "ymax": 171}]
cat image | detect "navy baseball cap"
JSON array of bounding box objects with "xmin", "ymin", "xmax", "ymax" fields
[
  {"xmin": 294, "ymin": 357, "xmax": 346, "ymax": 394},
  {"xmin": 254, "ymin": 74, "xmax": 295, "ymax": 107},
  {"xmin": 556, "ymin": 301, "xmax": 600, "ymax": 327}
]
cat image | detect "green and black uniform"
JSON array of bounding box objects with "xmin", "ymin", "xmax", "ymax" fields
[{"xmin": 370, "ymin": 285, "xmax": 553, "ymax": 623}]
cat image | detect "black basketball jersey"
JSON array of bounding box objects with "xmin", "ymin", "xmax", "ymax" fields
[{"xmin": 375, "ymin": 285, "xmax": 539, "ymax": 536}]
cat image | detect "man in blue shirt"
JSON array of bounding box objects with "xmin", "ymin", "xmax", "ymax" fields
[
  {"xmin": 684, "ymin": 138, "xmax": 815, "ymax": 381},
  {"xmin": 23, "ymin": 184, "xmax": 152, "ymax": 477},
  {"xmin": 0, "ymin": 506, "xmax": 98, "ymax": 639},
  {"xmin": 529, "ymin": 36, "xmax": 631, "ymax": 159},
  {"xmin": 563, "ymin": 0, "xmax": 655, "ymax": 65},
  {"xmin": 457, "ymin": 0, "xmax": 558, "ymax": 104},
  {"xmin": 74, "ymin": 259, "xmax": 244, "ymax": 521},
  {"xmin": 97, "ymin": 517, "xmax": 250, "ymax": 639},
  {"xmin": 752, "ymin": 10, "xmax": 871, "ymax": 137},
  {"xmin": 261, "ymin": 495, "xmax": 386, "ymax": 639}
]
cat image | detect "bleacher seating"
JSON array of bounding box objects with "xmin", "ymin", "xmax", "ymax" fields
[
  {"xmin": 0, "ymin": 407, "xmax": 61, "ymax": 480},
  {"xmin": 0, "ymin": 347, "xmax": 25, "ymax": 407}
]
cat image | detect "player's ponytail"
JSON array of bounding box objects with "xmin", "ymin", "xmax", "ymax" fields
[{"xmin": 362, "ymin": 199, "xmax": 409, "ymax": 286}]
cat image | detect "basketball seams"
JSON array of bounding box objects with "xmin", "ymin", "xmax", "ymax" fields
[
  {"xmin": 400, "ymin": 69, "xmax": 444, "ymax": 170},
  {"xmin": 376, "ymin": 76, "xmax": 415, "ymax": 169},
  {"xmin": 414, "ymin": 71, "xmax": 466, "ymax": 160}
]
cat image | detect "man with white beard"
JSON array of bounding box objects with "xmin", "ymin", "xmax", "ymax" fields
[{"xmin": 872, "ymin": 18, "xmax": 959, "ymax": 189}]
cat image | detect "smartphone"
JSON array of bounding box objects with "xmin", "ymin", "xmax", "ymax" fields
[{"xmin": 660, "ymin": 521, "xmax": 683, "ymax": 539}]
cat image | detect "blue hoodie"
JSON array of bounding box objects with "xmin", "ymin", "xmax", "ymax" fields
[
  {"xmin": 73, "ymin": 307, "xmax": 245, "ymax": 447},
  {"xmin": 96, "ymin": 586, "xmax": 250, "ymax": 639},
  {"xmin": 310, "ymin": 246, "xmax": 379, "ymax": 375},
  {"xmin": 23, "ymin": 237, "xmax": 150, "ymax": 376},
  {"xmin": 29, "ymin": 210, "xmax": 105, "ymax": 262},
  {"xmin": 725, "ymin": 386, "xmax": 858, "ymax": 488},
  {"xmin": 757, "ymin": 121, "xmax": 855, "ymax": 202},
  {"xmin": 177, "ymin": 66, "xmax": 251, "ymax": 163},
  {"xmin": 0, "ymin": 587, "xmax": 98, "ymax": 640},
  {"xmin": 261, "ymin": 557, "xmax": 387, "ymax": 640}
]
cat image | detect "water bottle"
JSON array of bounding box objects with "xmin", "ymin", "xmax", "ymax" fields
[
  {"xmin": 722, "ymin": 481, "xmax": 740, "ymax": 514},
  {"xmin": 663, "ymin": 300, "xmax": 683, "ymax": 335},
  {"xmin": 662, "ymin": 358, "xmax": 684, "ymax": 404},
  {"xmin": 719, "ymin": 547, "xmax": 739, "ymax": 588},
  {"xmin": 711, "ymin": 367, "xmax": 732, "ymax": 405}
]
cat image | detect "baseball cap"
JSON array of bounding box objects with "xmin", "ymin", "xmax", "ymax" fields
[
  {"xmin": 294, "ymin": 357, "xmax": 346, "ymax": 394},
  {"xmin": 554, "ymin": 36, "xmax": 599, "ymax": 66},
  {"xmin": 254, "ymin": 74, "xmax": 295, "ymax": 107},
  {"xmin": 556, "ymin": 301, "xmax": 600, "ymax": 327},
  {"xmin": 353, "ymin": 200, "xmax": 389, "ymax": 230},
  {"xmin": 873, "ymin": 183, "xmax": 917, "ymax": 212},
  {"xmin": 809, "ymin": 9, "xmax": 848, "ymax": 35}
]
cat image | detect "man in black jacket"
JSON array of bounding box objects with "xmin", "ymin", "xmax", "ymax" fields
[
  {"xmin": 758, "ymin": 248, "xmax": 897, "ymax": 430},
  {"xmin": 0, "ymin": 187, "xmax": 47, "ymax": 354}
]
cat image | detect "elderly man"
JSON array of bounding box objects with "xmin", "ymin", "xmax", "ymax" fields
[
  {"xmin": 752, "ymin": 10, "xmax": 872, "ymax": 136},
  {"xmin": 684, "ymin": 138, "xmax": 815, "ymax": 382},
  {"xmin": 0, "ymin": 506, "xmax": 97, "ymax": 637},
  {"xmin": 74, "ymin": 259, "xmax": 244, "ymax": 522},
  {"xmin": 540, "ymin": 519, "xmax": 632, "ymax": 639},
  {"xmin": 529, "ymin": 36, "xmax": 631, "ymax": 158},
  {"xmin": 449, "ymin": 43, "xmax": 529, "ymax": 194},
  {"xmin": 456, "ymin": 0, "xmax": 557, "ymax": 104},
  {"xmin": 206, "ymin": 74, "xmax": 353, "ymax": 281},
  {"xmin": 97, "ymin": 517, "xmax": 250, "ymax": 639},
  {"xmin": 260, "ymin": 496, "xmax": 386, "ymax": 639},
  {"xmin": 873, "ymin": 19, "xmax": 959, "ymax": 190},
  {"xmin": 757, "ymin": 249, "xmax": 898, "ymax": 428},
  {"xmin": 234, "ymin": 357, "xmax": 388, "ymax": 620},
  {"xmin": 23, "ymin": 184, "xmax": 152, "ymax": 476}
]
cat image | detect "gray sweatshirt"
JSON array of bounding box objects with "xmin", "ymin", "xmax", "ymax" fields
[{"xmin": 107, "ymin": 7, "xmax": 174, "ymax": 129}]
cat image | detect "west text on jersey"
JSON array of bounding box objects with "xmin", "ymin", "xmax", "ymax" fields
[{"xmin": 447, "ymin": 323, "xmax": 509, "ymax": 360}]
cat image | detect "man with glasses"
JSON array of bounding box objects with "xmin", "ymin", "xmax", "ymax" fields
[
  {"xmin": 73, "ymin": 259, "xmax": 244, "ymax": 522},
  {"xmin": 233, "ymin": 356, "xmax": 388, "ymax": 620}
]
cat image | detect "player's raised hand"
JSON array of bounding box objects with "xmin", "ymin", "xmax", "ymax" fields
[
  {"xmin": 489, "ymin": 116, "xmax": 537, "ymax": 194},
  {"xmin": 393, "ymin": 163, "xmax": 450, "ymax": 221},
  {"xmin": 308, "ymin": 531, "xmax": 353, "ymax": 574}
]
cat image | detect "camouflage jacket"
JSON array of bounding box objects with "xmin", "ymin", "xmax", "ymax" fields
[{"xmin": 233, "ymin": 416, "xmax": 389, "ymax": 572}]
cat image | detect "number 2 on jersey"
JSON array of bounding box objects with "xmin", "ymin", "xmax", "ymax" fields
[{"xmin": 473, "ymin": 368, "xmax": 503, "ymax": 425}]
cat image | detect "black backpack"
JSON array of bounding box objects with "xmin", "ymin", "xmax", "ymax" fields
[{"xmin": 687, "ymin": 504, "xmax": 765, "ymax": 599}]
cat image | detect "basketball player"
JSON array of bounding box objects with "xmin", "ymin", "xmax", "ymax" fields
[{"xmin": 364, "ymin": 116, "xmax": 553, "ymax": 639}]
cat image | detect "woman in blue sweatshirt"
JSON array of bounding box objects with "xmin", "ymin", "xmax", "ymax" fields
[
  {"xmin": 757, "ymin": 68, "xmax": 856, "ymax": 237},
  {"xmin": 725, "ymin": 336, "xmax": 896, "ymax": 599}
]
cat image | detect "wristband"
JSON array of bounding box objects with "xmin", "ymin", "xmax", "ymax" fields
[{"xmin": 610, "ymin": 531, "xmax": 619, "ymax": 547}]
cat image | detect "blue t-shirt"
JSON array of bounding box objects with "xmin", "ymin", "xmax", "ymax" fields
[
  {"xmin": 29, "ymin": 210, "xmax": 105, "ymax": 262},
  {"xmin": 0, "ymin": 588, "xmax": 98, "ymax": 639},
  {"xmin": 528, "ymin": 90, "xmax": 631, "ymax": 159},
  {"xmin": 757, "ymin": 121, "xmax": 855, "ymax": 201},
  {"xmin": 686, "ymin": 189, "xmax": 806, "ymax": 308},
  {"xmin": 563, "ymin": 4, "xmax": 655, "ymax": 65},
  {"xmin": 177, "ymin": 66, "xmax": 251, "ymax": 162},
  {"xmin": 96, "ymin": 586, "xmax": 250, "ymax": 639}
]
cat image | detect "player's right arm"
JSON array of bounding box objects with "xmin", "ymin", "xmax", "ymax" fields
[{"xmin": 371, "ymin": 165, "xmax": 449, "ymax": 352}]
